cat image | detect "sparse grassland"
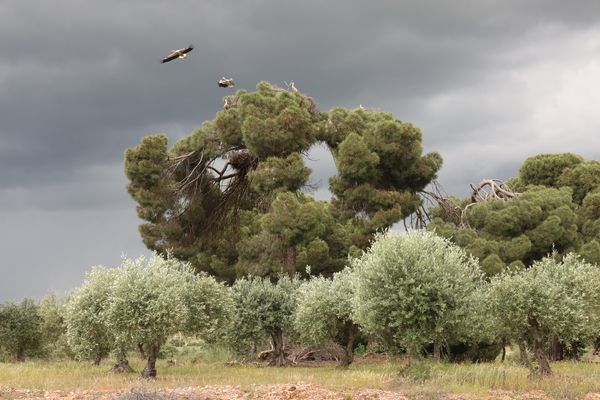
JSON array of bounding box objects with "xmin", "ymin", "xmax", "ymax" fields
[{"xmin": 1, "ymin": 353, "xmax": 600, "ymax": 399}]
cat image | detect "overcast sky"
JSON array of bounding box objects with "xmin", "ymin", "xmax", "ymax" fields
[{"xmin": 2, "ymin": 0, "xmax": 600, "ymax": 301}]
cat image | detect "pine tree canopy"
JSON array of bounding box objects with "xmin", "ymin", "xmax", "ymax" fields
[
  {"xmin": 125, "ymin": 81, "xmax": 442, "ymax": 280},
  {"xmin": 429, "ymin": 152, "xmax": 600, "ymax": 275}
]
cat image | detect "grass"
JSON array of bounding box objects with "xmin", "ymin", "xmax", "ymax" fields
[
  {"xmin": 0, "ymin": 357, "xmax": 397, "ymax": 392},
  {"xmin": 401, "ymin": 360, "xmax": 600, "ymax": 399},
  {"xmin": 1, "ymin": 355, "xmax": 600, "ymax": 399}
]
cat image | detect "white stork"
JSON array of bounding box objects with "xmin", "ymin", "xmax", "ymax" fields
[
  {"xmin": 161, "ymin": 45, "xmax": 194, "ymax": 63},
  {"xmin": 285, "ymin": 80, "xmax": 298, "ymax": 93}
]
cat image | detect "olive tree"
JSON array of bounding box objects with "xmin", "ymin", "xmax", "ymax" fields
[
  {"xmin": 64, "ymin": 267, "xmax": 119, "ymax": 366},
  {"xmin": 105, "ymin": 254, "xmax": 232, "ymax": 378},
  {"xmin": 0, "ymin": 298, "xmax": 42, "ymax": 362},
  {"xmin": 483, "ymin": 253, "xmax": 600, "ymax": 375},
  {"xmin": 351, "ymin": 230, "xmax": 483, "ymax": 360},
  {"xmin": 294, "ymin": 269, "xmax": 360, "ymax": 366},
  {"xmin": 228, "ymin": 275, "xmax": 298, "ymax": 366},
  {"xmin": 38, "ymin": 292, "xmax": 69, "ymax": 358}
]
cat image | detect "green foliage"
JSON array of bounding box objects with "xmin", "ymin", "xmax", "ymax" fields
[
  {"xmin": 294, "ymin": 269, "xmax": 358, "ymax": 347},
  {"xmin": 519, "ymin": 153, "xmax": 583, "ymax": 188},
  {"xmin": 558, "ymin": 160, "xmax": 600, "ymax": 204},
  {"xmin": 351, "ymin": 230, "xmax": 483, "ymax": 356},
  {"xmin": 240, "ymin": 82, "xmax": 316, "ymax": 158},
  {"xmin": 227, "ymin": 275, "xmax": 298, "ymax": 355},
  {"xmin": 326, "ymin": 109, "xmax": 442, "ymax": 247},
  {"xmin": 248, "ymin": 153, "xmax": 310, "ymax": 194},
  {"xmin": 105, "ymin": 255, "xmax": 233, "ymax": 353},
  {"xmin": 483, "ymin": 253, "xmax": 600, "ymax": 349},
  {"xmin": 65, "ymin": 254, "xmax": 232, "ymax": 374},
  {"xmin": 64, "ymin": 267, "xmax": 117, "ymax": 362},
  {"xmin": 579, "ymin": 240, "xmax": 600, "ymax": 265},
  {"xmin": 125, "ymin": 82, "xmax": 440, "ymax": 279},
  {"xmin": 429, "ymin": 186, "xmax": 579, "ymax": 273},
  {"xmin": 430, "ymin": 153, "xmax": 600, "ymax": 272},
  {"xmin": 0, "ymin": 298, "xmax": 42, "ymax": 362},
  {"xmin": 236, "ymin": 193, "xmax": 350, "ymax": 277},
  {"xmin": 37, "ymin": 292, "xmax": 70, "ymax": 358}
]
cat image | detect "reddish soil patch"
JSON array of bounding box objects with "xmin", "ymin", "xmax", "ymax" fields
[{"xmin": 2, "ymin": 385, "xmax": 600, "ymax": 400}]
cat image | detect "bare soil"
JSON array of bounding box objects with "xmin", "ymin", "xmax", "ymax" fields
[{"xmin": 2, "ymin": 385, "xmax": 600, "ymax": 400}]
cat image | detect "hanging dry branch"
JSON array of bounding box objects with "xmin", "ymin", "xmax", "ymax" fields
[{"xmin": 416, "ymin": 179, "xmax": 520, "ymax": 229}]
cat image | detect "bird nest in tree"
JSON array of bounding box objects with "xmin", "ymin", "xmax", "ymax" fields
[{"xmin": 228, "ymin": 149, "xmax": 256, "ymax": 172}]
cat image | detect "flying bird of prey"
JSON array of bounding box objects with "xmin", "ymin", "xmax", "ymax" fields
[
  {"xmin": 161, "ymin": 45, "xmax": 194, "ymax": 63},
  {"xmin": 218, "ymin": 77, "xmax": 235, "ymax": 88}
]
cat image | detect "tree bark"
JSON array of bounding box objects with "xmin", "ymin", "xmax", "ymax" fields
[
  {"xmin": 283, "ymin": 246, "xmax": 297, "ymax": 278},
  {"xmin": 92, "ymin": 352, "xmax": 102, "ymax": 366},
  {"xmin": 528, "ymin": 317, "xmax": 552, "ymax": 375},
  {"xmin": 433, "ymin": 340, "xmax": 441, "ymax": 361},
  {"xmin": 111, "ymin": 353, "xmax": 133, "ymax": 373},
  {"xmin": 549, "ymin": 336, "xmax": 563, "ymax": 361},
  {"xmin": 517, "ymin": 337, "xmax": 530, "ymax": 369},
  {"xmin": 269, "ymin": 328, "xmax": 288, "ymax": 367},
  {"xmin": 16, "ymin": 347, "xmax": 25, "ymax": 363},
  {"xmin": 339, "ymin": 328, "xmax": 356, "ymax": 367},
  {"xmin": 501, "ymin": 339, "xmax": 506, "ymax": 362},
  {"xmin": 142, "ymin": 343, "xmax": 159, "ymax": 378},
  {"xmin": 138, "ymin": 343, "xmax": 146, "ymax": 359}
]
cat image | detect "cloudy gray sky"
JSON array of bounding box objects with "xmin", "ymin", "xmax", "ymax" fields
[{"xmin": 2, "ymin": 0, "xmax": 600, "ymax": 301}]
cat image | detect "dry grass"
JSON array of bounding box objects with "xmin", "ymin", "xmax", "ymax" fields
[
  {"xmin": 0, "ymin": 357, "xmax": 397, "ymax": 392},
  {"xmin": 1, "ymin": 356, "xmax": 600, "ymax": 399},
  {"xmin": 399, "ymin": 361, "xmax": 600, "ymax": 399}
]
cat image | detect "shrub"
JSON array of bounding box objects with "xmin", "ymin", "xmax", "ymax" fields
[{"xmin": 351, "ymin": 230, "xmax": 483, "ymax": 359}]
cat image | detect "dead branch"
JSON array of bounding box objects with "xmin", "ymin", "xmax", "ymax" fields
[
  {"xmin": 470, "ymin": 179, "xmax": 518, "ymax": 203},
  {"xmin": 416, "ymin": 179, "xmax": 520, "ymax": 230}
]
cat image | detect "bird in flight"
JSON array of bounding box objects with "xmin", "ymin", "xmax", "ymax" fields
[
  {"xmin": 218, "ymin": 77, "xmax": 235, "ymax": 88},
  {"xmin": 161, "ymin": 45, "xmax": 194, "ymax": 63}
]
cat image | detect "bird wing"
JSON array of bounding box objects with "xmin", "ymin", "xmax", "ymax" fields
[
  {"xmin": 180, "ymin": 45, "xmax": 194, "ymax": 54},
  {"xmin": 161, "ymin": 45, "xmax": 193, "ymax": 63},
  {"xmin": 161, "ymin": 52, "xmax": 179, "ymax": 63}
]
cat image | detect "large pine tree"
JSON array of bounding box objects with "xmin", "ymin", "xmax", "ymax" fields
[{"xmin": 125, "ymin": 82, "xmax": 441, "ymax": 280}]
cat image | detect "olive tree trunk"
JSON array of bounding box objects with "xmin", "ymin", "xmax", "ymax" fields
[
  {"xmin": 549, "ymin": 336, "xmax": 563, "ymax": 361},
  {"xmin": 111, "ymin": 354, "xmax": 133, "ymax": 373},
  {"xmin": 269, "ymin": 328, "xmax": 288, "ymax": 367},
  {"xmin": 338, "ymin": 327, "xmax": 356, "ymax": 367},
  {"xmin": 16, "ymin": 347, "xmax": 25, "ymax": 363},
  {"xmin": 518, "ymin": 337, "xmax": 530, "ymax": 369},
  {"xmin": 433, "ymin": 340, "xmax": 441, "ymax": 361},
  {"xmin": 138, "ymin": 343, "xmax": 146, "ymax": 359},
  {"xmin": 142, "ymin": 343, "xmax": 160, "ymax": 378},
  {"xmin": 528, "ymin": 317, "xmax": 552, "ymax": 375}
]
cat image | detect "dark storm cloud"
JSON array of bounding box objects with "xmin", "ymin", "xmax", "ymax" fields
[{"xmin": 2, "ymin": 0, "xmax": 600, "ymax": 300}]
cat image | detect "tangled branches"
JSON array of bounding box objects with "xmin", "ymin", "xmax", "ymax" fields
[
  {"xmin": 470, "ymin": 179, "xmax": 519, "ymax": 202},
  {"xmin": 413, "ymin": 179, "xmax": 520, "ymax": 230},
  {"xmin": 460, "ymin": 179, "xmax": 519, "ymax": 227}
]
